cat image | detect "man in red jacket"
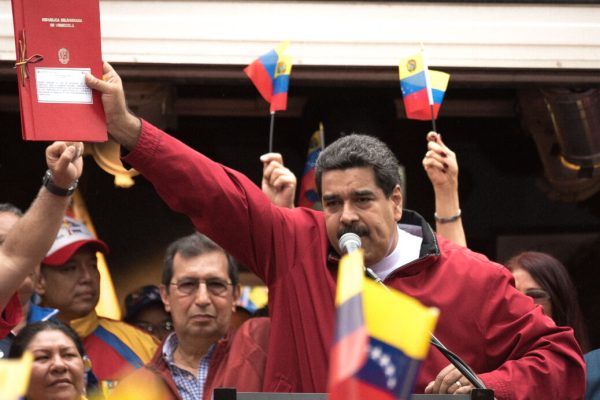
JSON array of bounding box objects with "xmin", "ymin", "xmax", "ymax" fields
[
  {"xmin": 113, "ymin": 233, "xmax": 269, "ymax": 400},
  {"xmin": 87, "ymin": 62, "xmax": 585, "ymax": 399}
]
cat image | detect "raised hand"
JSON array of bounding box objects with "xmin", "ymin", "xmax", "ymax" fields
[{"xmin": 260, "ymin": 152, "xmax": 297, "ymax": 209}]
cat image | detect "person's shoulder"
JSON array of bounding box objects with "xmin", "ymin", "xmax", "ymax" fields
[
  {"xmin": 232, "ymin": 317, "xmax": 270, "ymax": 350},
  {"xmin": 97, "ymin": 317, "xmax": 159, "ymax": 348},
  {"xmin": 240, "ymin": 316, "xmax": 270, "ymax": 333},
  {"xmin": 586, "ymin": 348, "xmax": 600, "ymax": 364},
  {"xmin": 437, "ymin": 235, "xmax": 511, "ymax": 278}
]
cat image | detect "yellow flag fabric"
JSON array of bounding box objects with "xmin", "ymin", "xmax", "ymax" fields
[
  {"xmin": 429, "ymin": 70, "xmax": 450, "ymax": 93},
  {"xmin": 71, "ymin": 191, "xmax": 121, "ymax": 320},
  {"xmin": 0, "ymin": 352, "xmax": 33, "ymax": 399},
  {"xmin": 363, "ymin": 279, "xmax": 439, "ymax": 360},
  {"xmin": 335, "ymin": 250, "xmax": 365, "ymax": 305},
  {"xmin": 398, "ymin": 52, "xmax": 426, "ymax": 80}
]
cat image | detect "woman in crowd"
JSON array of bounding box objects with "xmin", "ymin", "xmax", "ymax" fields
[
  {"xmin": 423, "ymin": 131, "xmax": 589, "ymax": 350},
  {"xmin": 9, "ymin": 320, "xmax": 86, "ymax": 400},
  {"xmin": 424, "ymin": 130, "xmax": 596, "ymax": 397},
  {"xmin": 505, "ymin": 251, "xmax": 590, "ymax": 352}
]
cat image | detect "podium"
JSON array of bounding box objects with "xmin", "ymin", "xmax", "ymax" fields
[{"xmin": 214, "ymin": 388, "xmax": 495, "ymax": 400}]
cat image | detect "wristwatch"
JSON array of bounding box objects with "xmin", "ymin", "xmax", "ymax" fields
[{"xmin": 42, "ymin": 169, "xmax": 78, "ymax": 196}]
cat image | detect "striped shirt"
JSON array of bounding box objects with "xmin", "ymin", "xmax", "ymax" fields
[{"xmin": 163, "ymin": 332, "xmax": 215, "ymax": 400}]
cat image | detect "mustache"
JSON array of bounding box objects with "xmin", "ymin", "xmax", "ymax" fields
[{"xmin": 337, "ymin": 223, "xmax": 370, "ymax": 240}]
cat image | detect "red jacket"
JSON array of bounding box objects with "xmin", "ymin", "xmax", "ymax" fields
[
  {"xmin": 112, "ymin": 317, "xmax": 270, "ymax": 400},
  {"xmin": 123, "ymin": 119, "xmax": 585, "ymax": 400},
  {"xmin": 0, "ymin": 293, "xmax": 21, "ymax": 339}
]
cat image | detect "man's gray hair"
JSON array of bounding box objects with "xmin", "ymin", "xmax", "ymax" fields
[{"xmin": 315, "ymin": 134, "xmax": 401, "ymax": 197}]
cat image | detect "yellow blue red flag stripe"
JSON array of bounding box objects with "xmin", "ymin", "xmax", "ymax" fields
[
  {"xmin": 244, "ymin": 41, "xmax": 292, "ymax": 112},
  {"xmin": 298, "ymin": 124, "xmax": 324, "ymax": 209},
  {"xmin": 399, "ymin": 52, "xmax": 449, "ymax": 121},
  {"xmin": 329, "ymin": 251, "xmax": 439, "ymax": 400}
]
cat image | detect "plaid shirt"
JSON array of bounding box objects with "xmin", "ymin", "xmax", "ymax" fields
[{"xmin": 163, "ymin": 333, "xmax": 215, "ymax": 400}]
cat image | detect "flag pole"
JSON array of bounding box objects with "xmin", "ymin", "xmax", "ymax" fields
[
  {"xmin": 319, "ymin": 122, "xmax": 325, "ymax": 148},
  {"xmin": 421, "ymin": 47, "xmax": 437, "ymax": 133},
  {"xmin": 269, "ymin": 111, "xmax": 276, "ymax": 153}
]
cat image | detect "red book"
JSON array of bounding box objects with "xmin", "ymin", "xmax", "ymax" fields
[{"xmin": 11, "ymin": 0, "xmax": 106, "ymax": 141}]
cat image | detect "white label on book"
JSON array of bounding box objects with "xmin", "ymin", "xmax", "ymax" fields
[{"xmin": 35, "ymin": 68, "xmax": 92, "ymax": 104}]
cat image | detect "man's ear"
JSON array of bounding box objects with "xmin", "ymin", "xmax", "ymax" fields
[
  {"xmin": 232, "ymin": 284, "xmax": 241, "ymax": 313},
  {"xmin": 34, "ymin": 267, "xmax": 47, "ymax": 297},
  {"xmin": 159, "ymin": 284, "xmax": 171, "ymax": 313},
  {"xmin": 391, "ymin": 184, "xmax": 403, "ymax": 221}
]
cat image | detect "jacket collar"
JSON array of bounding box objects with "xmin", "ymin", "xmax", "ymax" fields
[
  {"xmin": 326, "ymin": 209, "xmax": 440, "ymax": 273},
  {"xmin": 70, "ymin": 311, "xmax": 99, "ymax": 338}
]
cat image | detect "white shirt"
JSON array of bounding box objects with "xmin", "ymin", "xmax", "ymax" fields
[{"xmin": 369, "ymin": 226, "xmax": 422, "ymax": 281}]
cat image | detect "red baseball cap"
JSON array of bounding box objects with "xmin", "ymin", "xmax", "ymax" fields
[{"xmin": 42, "ymin": 216, "xmax": 109, "ymax": 266}]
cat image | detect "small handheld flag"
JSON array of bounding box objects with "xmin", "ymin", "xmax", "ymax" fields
[
  {"xmin": 298, "ymin": 124, "xmax": 325, "ymax": 209},
  {"xmin": 244, "ymin": 41, "xmax": 293, "ymax": 113},
  {"xmin": 399, "ymin": 52, "xmax": 449, "ymax": 124},
  {"xmin": 328, "ymin": 251, "xmax": 439, "ymax": 400}
]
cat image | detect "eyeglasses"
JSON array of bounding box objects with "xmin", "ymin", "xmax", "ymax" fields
[
  {"xmin": 170, "ymin": 278, "xmax": 233, "ymax": 296},
  {"xmin": 524, "ymin": 288, "xmax": 550, "ymax": 304},
  {"xmin": 134, "ymin": 320, "xmax": 173, "ymax": 336}
]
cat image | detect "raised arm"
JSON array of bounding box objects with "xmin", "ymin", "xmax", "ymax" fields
[
  {"xmin": 260, "ymin": 152, "xmax": 297, "ymax": 209},
  {"xmin": 85, "ymin": 62, "xmax": 141, "ymax": 150},
  {"xmin": 87, "ymin": 63, "xmax": 317, "ymax": 285},
  {"xmin": 422, "ymin": 132, "xmax": 466, "ymax": 247},
  {"xmin": 0, "ymin": 141, "xmax": 83, "ymax": 309}
]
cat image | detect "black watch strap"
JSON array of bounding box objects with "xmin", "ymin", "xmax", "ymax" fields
[{"xmin": 42, "ymin": 169, "xmax": 78, "ymax": 196}]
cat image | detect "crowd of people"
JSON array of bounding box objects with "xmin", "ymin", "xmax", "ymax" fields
[{"xmin": 0, "ymin": 61, "xmax": 595, "ymax": 399}]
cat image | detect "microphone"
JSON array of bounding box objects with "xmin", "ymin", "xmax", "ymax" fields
[{"xmin": 338, "ymin": 233, "xmax": 361, "ymax": 254}]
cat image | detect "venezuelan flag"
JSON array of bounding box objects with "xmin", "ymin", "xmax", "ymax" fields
[
  {"xmin": 244, "ymin": 41, "xmax": 292, "ymax": 113},
  {"xmin": 329, "ymin": 251, "xmax": 439, "ymax": 400},
  {"xmin": 399, "ymin": 52, "xmax": 449, "ymax": 121},
  {"xmin": 298, "ymin": 124, "xmax": 324, "ymax": 209}
]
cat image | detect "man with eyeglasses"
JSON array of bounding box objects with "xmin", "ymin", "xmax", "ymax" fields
[
  {"xmin": 35, "ymin": 216, "xmax": 158, "ymax": 393},
  {"xmin": 112, "ymin": 233, "xmax": 269, "ymax": 400}
]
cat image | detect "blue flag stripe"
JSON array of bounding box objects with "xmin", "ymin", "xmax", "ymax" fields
[
  {"xmin": 259, "ymin": 50, "xmax": 278, "ymax": 78},
  {"xmin": 400, "ymin": 72, "xmax": 427, "ymax": 94},
  {"xmin": 92, "ymin": 325, "xmax": 144, "ymax": 369},
  {"xmin": 431, "ymin": 88, "xmax": 446, "ymax": 104},
  {"xmin": 302, "ymin": 149, "xmax": 320, "ymax": 175},
  {"xmin": 273, "ymin": 74, "xmax": 290, "ymax": 94},
  {"xmin": 354, "ymin": 336, "xmax": 421, "ymax": 399},
  {"xmin": 334, "ymin": 293, "xmax": 364, "ymax": 342}
]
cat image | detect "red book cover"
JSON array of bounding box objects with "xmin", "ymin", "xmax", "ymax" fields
[{"xmin": 11, "ymin": 0, "xmax": 106, "ymax": 142}]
